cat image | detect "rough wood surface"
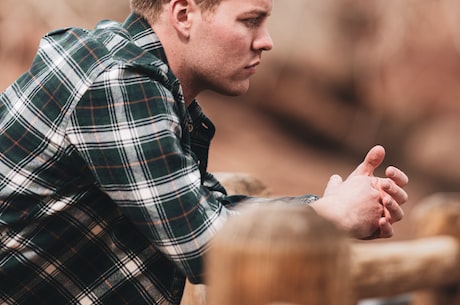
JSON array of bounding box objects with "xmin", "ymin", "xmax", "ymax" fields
[
  {"xmin": 352, "ymin": 236, "xmax": 459, "ymax": 299},
  {"xmin": 411, "ymin": 193, "xmax": 460, "ymax": 305},
  {"xmin": 206, "ymin": 203, "xmax": 351, "ymax": 305}
]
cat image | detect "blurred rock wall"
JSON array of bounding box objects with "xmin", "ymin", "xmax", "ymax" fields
[
  {"xmin": 0, "ymin": 0, "xmax": 129, "ymax": 85},
  {"xmin": 1, "ymin": 0, "xmax": 459, "ymax": 189},
  {"xmin": 247, "ymin": 0, "xmax": 460, "ymax": 188}
]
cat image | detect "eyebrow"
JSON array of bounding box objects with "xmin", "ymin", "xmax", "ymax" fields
[{"xmin": 242, "ymin": 9, "xmax": 271, "ymax": 17}]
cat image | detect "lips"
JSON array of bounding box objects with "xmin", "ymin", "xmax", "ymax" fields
[{"xmin": 245, "ymin": 61, "xmax": 260, "ymax": 69}]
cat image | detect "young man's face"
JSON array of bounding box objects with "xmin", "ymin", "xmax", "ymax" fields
[{"xmin": 187, "ymin": 0, "xmax": 273, "ymax": 97}]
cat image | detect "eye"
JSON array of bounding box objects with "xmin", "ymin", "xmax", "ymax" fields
[{"xmin": 242, "ymin": 17, "xmax": 262, "ymax": 28}]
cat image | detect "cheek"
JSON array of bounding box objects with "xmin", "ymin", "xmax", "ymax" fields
[{"xmin": 209, "ymin": 24, "xmax": 249, "ymax": 55}]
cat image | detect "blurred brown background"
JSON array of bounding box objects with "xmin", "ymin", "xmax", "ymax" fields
[{"xmin": 2, "ymin": 0, "xmax": 460, "ymax": 241}]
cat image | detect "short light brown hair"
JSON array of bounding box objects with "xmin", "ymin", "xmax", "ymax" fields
[{"xmin": 130, "ymin": 0, "xmax": 222, "ymax": 23}]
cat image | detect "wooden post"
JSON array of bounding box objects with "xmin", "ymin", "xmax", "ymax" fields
[
  {"xmin": 206, "ymin": 203, "xmax": 353, "ymax": 305},
  {"xmin": 180, "ymin": 172, "xmax": 269, "ymax": 305},
  {"xmin": 411, "ymin": 193, "xmax": 460, "ymax": 305}
]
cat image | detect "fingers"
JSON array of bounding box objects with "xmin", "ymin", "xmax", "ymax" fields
[
  {"xmin": 381, "ymin": 194, "xmax": 405, "ymax": 223},
  {"xmin": 322, "ymin": 174, "xmax": 343, "ymax": 197},
  {"xmin": 328, "ymin": 174, "xmax": 343, "ymax": 187},
  {"xmin": 362, "ymin": 216, "xmax": 394, "ymax": 240},
  {"xmin": 362, "ymin": 176, "xmax": 406, "ymax": 240},
  {"xmin": 369, "ymin": 192, "xmax": 404, "ymax": 240},
  {"xmin": 385, "ymin": 166, "xmax": 409, "ymax": 187},
  {"xmin": 380, "ymin": 178, "xmax": 409, "ymax": 206},
  {"xmin": 349, "ymin": 145, "xmax": 386, "ymax": 178},
  {"xmin": 377, "ymin": 217, "xmax": 394, "ymax": 238}
]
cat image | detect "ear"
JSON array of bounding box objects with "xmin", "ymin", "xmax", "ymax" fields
[{"xmin": 169, "ymin": 0, "xmax": 196, "ymax": 39}]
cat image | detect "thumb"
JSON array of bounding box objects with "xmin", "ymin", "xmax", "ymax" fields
[
  {"xmin": 323, "ymin": 174, "xmax": 343, "ymax": 196},
  {"xmin": 328, "ymin": 174, "xmax": 343, "ymax": 186},
  {"xmin": 349, "ymin": 145, "xmax": 385, "ymax": 178}
]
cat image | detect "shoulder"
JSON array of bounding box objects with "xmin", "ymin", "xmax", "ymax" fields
[
  {"xmin": 34, "ymin": 26, "xmax": 116, "ymax": 83},
  {"xmin": 39, "ymin": 21, "xmax": 130, "ymax": 72},
  {"xmin": 35, "ymin": 19, "xmax": 170, "ymax": 85}
]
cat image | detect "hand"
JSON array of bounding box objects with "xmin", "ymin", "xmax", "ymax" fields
[
  {"xmin": 349, "ymin": 145, "xmax": 409, "ymax": 238},
  {"xmin": 310, "ymin": 145, "xmax": 409, "ymax": 240},
  {"xmin": 312, "ymin": 174, "xmax": 384, "ymax": 239}
]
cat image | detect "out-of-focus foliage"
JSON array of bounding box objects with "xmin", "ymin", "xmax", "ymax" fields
[{"xmin": 1, "ymin": 0, "xmax": 459, "ymax": 189}]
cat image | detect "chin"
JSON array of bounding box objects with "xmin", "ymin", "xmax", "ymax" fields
[
  {"xmin": 216, "ymin": 82, "xmax": 251, "ymax": 97},
  {"xmin": 224, "ymin": 90, "xmax": 247, "ymax": 97}
]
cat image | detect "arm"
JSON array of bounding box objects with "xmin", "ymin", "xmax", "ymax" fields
[{"xmin": 69, "ymin": 68, "xmax": 230, "ymax": 283}]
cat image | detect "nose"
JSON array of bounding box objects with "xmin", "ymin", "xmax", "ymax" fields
[{"xmin": 253, "ymin": 27, "xmax": 274, "ymax": 52}]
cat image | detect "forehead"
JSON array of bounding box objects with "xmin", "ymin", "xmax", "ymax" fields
[{"xmin": 215, "ymin": 0, "xmax": 273, "ymax": 14}]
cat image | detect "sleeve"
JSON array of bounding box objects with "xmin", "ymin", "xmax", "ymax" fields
[
  {"xmin": 67, "ymin": 65, "xmax": 231, "ymax": 283},
  {"xmin": 219, "ymin": 194, "xmax": 321, "ymax": 210}
]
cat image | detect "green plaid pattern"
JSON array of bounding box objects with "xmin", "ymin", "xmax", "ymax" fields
[{"xmin": 0, "ymin": 14, "xmax": 233, "ymax": 305}]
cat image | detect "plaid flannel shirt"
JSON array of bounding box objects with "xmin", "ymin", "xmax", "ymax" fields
[{"xmin": 0, "ymin": 13, "xmax": 235, "ymax": 305}]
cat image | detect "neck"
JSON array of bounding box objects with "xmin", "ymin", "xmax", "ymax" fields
[
  {"xmin": 178, "ymin": 72, "xmax": 201, "ymax": 106},
  {"xmin": 148, "ymin": 23, "xmax": 198, "ymax": 107}
]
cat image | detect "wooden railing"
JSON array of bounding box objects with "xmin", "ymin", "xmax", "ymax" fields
[{"xmin": 181, "ymin": 174, "xmax": 460, "ymax": 305}]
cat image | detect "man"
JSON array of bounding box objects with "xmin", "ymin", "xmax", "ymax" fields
[{"xmin": 0, "ymin": 0, "xmax": 408, "ymax": 304}]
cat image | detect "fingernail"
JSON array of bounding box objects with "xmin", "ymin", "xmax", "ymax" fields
[{"xmin": 385, "ymin": 199, "xmax": 393, "ymax": 208}]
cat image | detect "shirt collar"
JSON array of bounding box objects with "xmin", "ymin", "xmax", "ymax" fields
[
  {"xmin": 121, "ymin": 13, "xmax": 197, "ymax": 111},
  {"xmin": 122, "ymin": 13, "xmax": 169, "ymax": 67}
]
